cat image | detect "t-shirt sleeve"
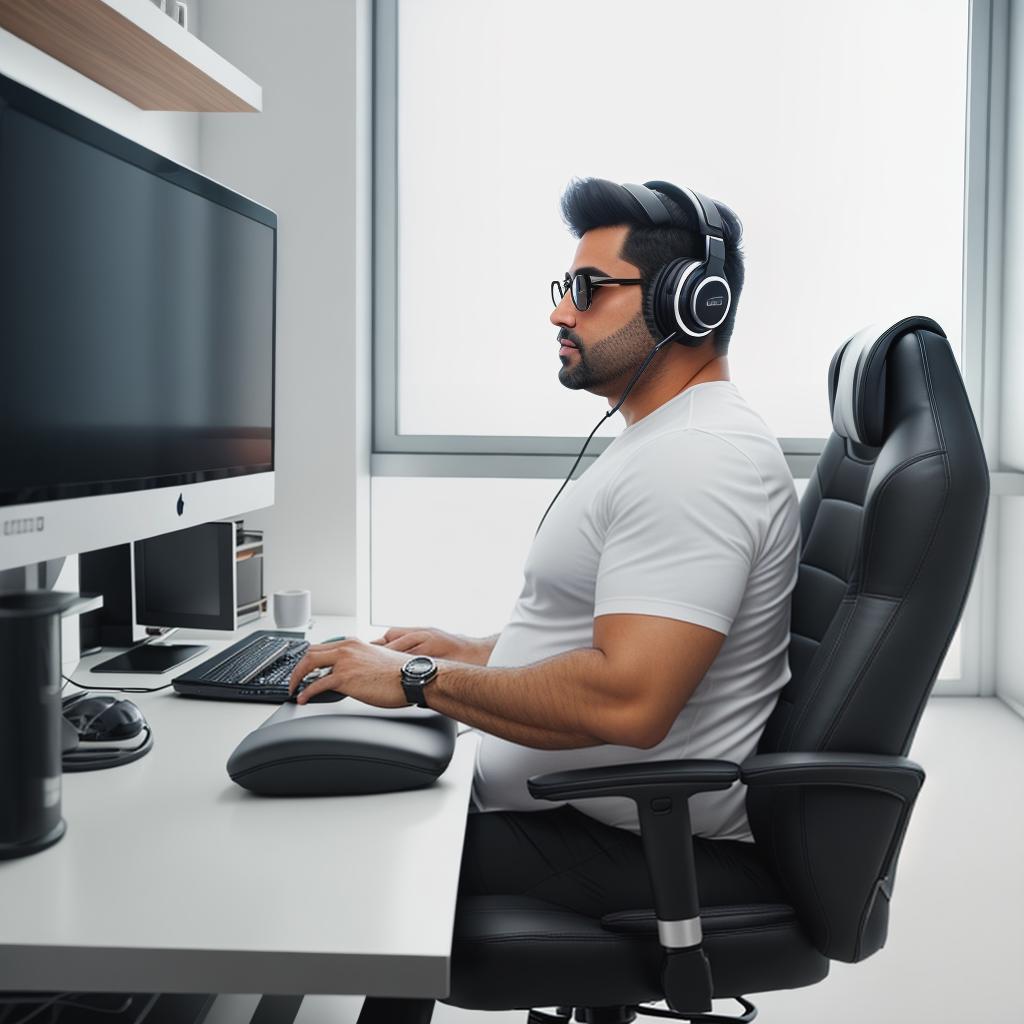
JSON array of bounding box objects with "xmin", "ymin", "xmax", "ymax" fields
[{"xmin": 593, "ymin": 429, "xmax": 765, "ymax": 635}]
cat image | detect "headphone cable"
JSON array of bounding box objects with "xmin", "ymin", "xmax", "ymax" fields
[{"xmin": 534, "ymin": 331, "xmax": 677, "ymax": 536}]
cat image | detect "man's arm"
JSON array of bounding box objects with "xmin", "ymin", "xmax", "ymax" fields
[
  {"xmin": 292, "ymin": 614, "xmax": 727, "ymax": 751},
  {"xmin": 371, "ymin": 626, "xmax": 499, "ymax": 666},
  {"xmin": 424, "ymin": 648, "xmax": 634, "ymax": 748},
  {"xmin": 433, "ymin": 689, "xmax": 602, "ymax": 750},
  {"xmin": 427, "ymin": 610, "xmax": 724, "ymax": 748}
]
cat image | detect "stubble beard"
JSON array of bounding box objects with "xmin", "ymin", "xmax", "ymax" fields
[{"xmin": 558, "ymin": 312, "xmax": 658, "ymax": 393}]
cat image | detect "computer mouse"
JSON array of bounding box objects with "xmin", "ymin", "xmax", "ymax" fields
[
  {"xmin": 290, "ymin": 685, "xmax": 346, "ymax": 704},
  {"xmin": 63, "ymin": 694, "xmax": 146, "ymax": 742},
  {"xmin": 226, "ymin": 709, "xmax": 458, "ymax": 796},
  {"xmin": 290, "ymin": 667, "xmax": 345, "ymax": 704}
]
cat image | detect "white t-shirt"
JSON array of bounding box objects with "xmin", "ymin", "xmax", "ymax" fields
[{"xmin": 470, "ymin": 380, "xmax": 801, "ymax": 842}]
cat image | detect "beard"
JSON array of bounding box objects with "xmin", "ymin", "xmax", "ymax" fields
[{"xmin": 558, "ymin": 312, "xmax": 659, "ymax": 392}]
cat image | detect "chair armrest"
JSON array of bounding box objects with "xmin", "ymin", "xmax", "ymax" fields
[
  {"xmin": 527, "ymin": 759, "xmax": 740, "ymax": 802},
  {"xmin": 741, "ymin": 752, "xmax": 924, "ymax": 800},
  {"xmin": 526, "ymin": 759, "xmax": 739, "ymax": 924},
  {"xmin": 527, "ymin": 759, "xmax": 743, "ymax": 1016}
]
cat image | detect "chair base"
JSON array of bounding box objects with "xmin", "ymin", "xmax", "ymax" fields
[{"xmin": 526, "ymin": 997, "xmax": 757, "ymax": 1023}]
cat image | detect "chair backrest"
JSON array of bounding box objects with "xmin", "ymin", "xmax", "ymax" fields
[
  {"xmin": 747, "ymin": 316, "xmax": 990, "ymax": 961},
  {"xmin": 761, "ymin": 316, "xmax": 989, "ymax": 756}
]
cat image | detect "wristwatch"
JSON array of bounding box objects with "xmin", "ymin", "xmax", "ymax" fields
[{"xmin": 400, "ymin": 655, "xmax": 439, "ymax": 708}]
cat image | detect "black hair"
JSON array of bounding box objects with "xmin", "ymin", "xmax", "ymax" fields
[{"xmin": 559, "ymin": 177, "xmax": 745, "ymax": 355}]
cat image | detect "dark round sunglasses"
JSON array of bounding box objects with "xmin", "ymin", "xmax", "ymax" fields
[{"xmin": 551, "ymin": 272, "xmax": 642, "ymax": 312}]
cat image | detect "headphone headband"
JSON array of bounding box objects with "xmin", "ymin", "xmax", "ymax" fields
[
  {"xmin": 621, "ymin": 182, "xmax": 674, "ymax": 226},
  {"xmin": 646, "ymin": 180, "xmax": 724, "ymax": 236},
  {"xmin": 620, "ymin": 179, "xmax": 733, "ymax": 344},
  {"xmin": 623, "ymin": 180, "xmax": 726, "ymax": 240}
]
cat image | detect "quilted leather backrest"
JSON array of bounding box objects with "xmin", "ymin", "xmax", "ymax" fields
[{"xmin": 758, "ymin": 318, "xmax": 989, "ymax": 758}]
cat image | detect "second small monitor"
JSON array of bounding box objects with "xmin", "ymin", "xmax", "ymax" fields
[{"xmin": 134, "ymin": 522, "xmax": 237, "ymax": 633}]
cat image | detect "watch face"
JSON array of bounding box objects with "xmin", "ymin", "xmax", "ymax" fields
[{"xmin": 405, "ymin": 656, "xmax": 434, "ymax": 677}]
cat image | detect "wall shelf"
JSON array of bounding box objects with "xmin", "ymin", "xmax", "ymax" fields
[{"xmin": 0, "ymin": 0, "xmax": 261, "ymax": 111}]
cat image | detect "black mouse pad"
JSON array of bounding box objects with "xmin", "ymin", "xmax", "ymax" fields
[{"xmin": 90, "ymin": 644, "xmax": 208, "ymax": 673}]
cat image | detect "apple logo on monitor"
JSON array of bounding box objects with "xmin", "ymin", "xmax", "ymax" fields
[{"xmin": 177, "ymin": 493, "xmax": 185, "ymax": 517}]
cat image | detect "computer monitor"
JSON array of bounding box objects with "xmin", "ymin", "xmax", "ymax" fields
[
  {"xmin": 83, "ymin": 522, "xmax": 237, "ymax": 674},
  {"xmin": 134, "ymin": 522, "xmax": 237, "ymax": 633},
  {"xmin": 0, "ymin": 71, "xmax": 276, "ymax": 574}
]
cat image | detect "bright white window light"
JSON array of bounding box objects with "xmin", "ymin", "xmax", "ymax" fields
[{"xmin": 395, "ymin": 0, "xmax": 968, "ymax": 440}]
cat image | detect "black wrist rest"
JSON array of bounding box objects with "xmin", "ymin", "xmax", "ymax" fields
[{"xmin": 226, "ymin": 706, "xmax": 458, "ymax": 795}]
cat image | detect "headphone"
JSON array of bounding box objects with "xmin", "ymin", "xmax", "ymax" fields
[
  {"xmin": 620, "ymin": 180, "xmax": 732, "ymax": 345},
  {"xmin": 61, "ymin": 692, "xmax": 154, "ymax": 772},
  {"xmin": 62, "ymin": 728, "xmax": 152, "ymax": 772}
]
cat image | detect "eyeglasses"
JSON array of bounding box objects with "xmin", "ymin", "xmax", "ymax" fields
[{"xmin": 550, "ymin": 272, "xmax": 642, "ymax": 312}]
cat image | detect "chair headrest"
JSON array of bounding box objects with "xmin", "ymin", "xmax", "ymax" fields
[{"xmin": 828, "ymin": 315, "xmax": 946, "ymax": 447}]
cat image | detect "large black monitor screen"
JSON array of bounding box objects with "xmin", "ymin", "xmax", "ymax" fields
[{"xmin": 0, "ymin": 75, "xmax": 275, "ymax": 508}]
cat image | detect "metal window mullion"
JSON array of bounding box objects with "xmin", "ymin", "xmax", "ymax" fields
[
  {"xmin": 373, "ymin": 0, "xmax": 400, "ymax": 454},
  {"xmin": 958, "ymin": 0, "xmax": 1004, "ymax": 698},
  {"xmin": 370, "ymin": 449, "xmax": 824, "ymax": 480}
]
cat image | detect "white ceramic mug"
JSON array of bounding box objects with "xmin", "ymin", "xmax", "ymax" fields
[{"xmin": 273, "ymin": 590, "xmax": 311, "ymax": 630}]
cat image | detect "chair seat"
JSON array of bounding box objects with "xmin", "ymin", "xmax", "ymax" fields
[{"xmin": 446, "ymin": 895, "xmax": 830, "ymax": 1011}]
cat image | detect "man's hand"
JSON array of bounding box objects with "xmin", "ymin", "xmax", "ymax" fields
[
  {"xmin": 287, "ymin": 638, "xmax": 411, "ymax": 707},
  {"xmin": 371, "ymin": 626, "xmax": 496, "ymax": 666}
]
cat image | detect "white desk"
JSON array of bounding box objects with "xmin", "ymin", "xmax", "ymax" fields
[{"xmin": 0, "ymin": 616, "xmax": 479, "ymax": 999}]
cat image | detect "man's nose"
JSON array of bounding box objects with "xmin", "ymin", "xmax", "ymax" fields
[{"xmin": 550, "ymin": 293, "xmax": 576, "ymax": 329}]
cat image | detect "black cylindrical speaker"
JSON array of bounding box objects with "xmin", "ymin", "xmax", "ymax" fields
[{"xmin": 0, "ymin": 591, "xmax": 94, "ymax": 859}]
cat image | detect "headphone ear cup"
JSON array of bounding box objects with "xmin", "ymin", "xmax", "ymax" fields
[
  {"xmin": 651, "ymin": 258, "xmax": 707, "ymax": 345},
  {"xmin": 643, "ymin": 262, "xmax": 675, "ymax": 339}
]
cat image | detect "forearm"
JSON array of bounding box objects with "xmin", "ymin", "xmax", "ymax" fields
[
  {"xmin": 450, "ymin": 702, "xmax": 599, "ymax": 750},
  {"xmin": 427, "ymin": 647, "xmax": 647, "ymax": 750}
]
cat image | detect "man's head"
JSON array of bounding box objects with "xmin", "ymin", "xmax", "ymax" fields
[{"xmin": 550, "ymin": 177, "xmax": 745, "ymax": 398}]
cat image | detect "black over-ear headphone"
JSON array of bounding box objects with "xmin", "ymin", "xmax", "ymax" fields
[
  {"xmin": 61, "ymin": 692, "xmax": 154, "ymax": 772},
  {"xmin": 620, "ymin": 180, "xmax": 732, "ymax": 346}
]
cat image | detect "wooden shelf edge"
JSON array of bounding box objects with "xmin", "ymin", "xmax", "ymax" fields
[{"xmin": 0, "ymin": 0, "xmax": 262, "ymax": 112}]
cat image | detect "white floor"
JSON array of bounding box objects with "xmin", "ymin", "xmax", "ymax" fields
[{"xmin": 218, "ymin": 696, "xmax": 1024, "ymax": 1024}]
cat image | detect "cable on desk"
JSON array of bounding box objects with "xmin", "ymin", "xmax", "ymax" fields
[{"xmin": 62, "ymin": 674, "xmax": 173, "ymax": 695}]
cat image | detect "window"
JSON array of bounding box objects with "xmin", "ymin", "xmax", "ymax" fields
[{"xmin": 375, "ymin": 0, "xmax": 970, "ymax": 455}]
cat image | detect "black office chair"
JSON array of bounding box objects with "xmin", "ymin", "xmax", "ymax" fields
[{"xmin": 443, "ymin": 316, "xmax": 990, "ymax": 1022}]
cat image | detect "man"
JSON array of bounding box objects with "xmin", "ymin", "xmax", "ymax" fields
[{"xmin": 290, "ymin": 178, "xmax": 800, "ymax": 1023}]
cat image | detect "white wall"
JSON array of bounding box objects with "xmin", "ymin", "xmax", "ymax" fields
[
  {"xmin": 0, "ymin": 5, "xmax": 203, "ymax": 664},
  {"xmin": 196, "ymin": 0, "xmax": 372, "ymax": 620},
  {"xmin": 995, "ymin": 1, "xmax": 1024, "ymax": 718}
]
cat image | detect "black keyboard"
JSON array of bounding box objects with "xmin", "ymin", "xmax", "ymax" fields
[{"xmin": 173, "ymin": 631, "xmax": 346, "ymax": 703}]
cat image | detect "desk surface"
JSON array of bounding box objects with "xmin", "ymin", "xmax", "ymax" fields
[{"xmin": 0, "ymin": 616, "xmax": 479, "ymax": 998}]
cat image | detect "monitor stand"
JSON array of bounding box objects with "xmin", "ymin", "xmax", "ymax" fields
[
  {"xmin": 0, "ymin": 557, "xmax": 67, "ymax": 595},
  {"xmin": 89, "ymin": 641, "xmax": 208, "ymax": 674}
]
